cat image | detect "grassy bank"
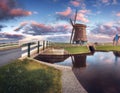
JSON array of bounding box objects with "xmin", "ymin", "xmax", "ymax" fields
[
  {"xmin": 51, "ymin": 43, "xmax": 90, "ymax": 54},
  {"xmin": 0, "ymin": 59, "xmax": 61, "ymax": 93},
  {"xmin": 95, "ymin": 45, "xmax": 120, "ymax": 51},
  {"xmin": 64, "ymin": 46, "xmax": 89, "ymax": 54}
]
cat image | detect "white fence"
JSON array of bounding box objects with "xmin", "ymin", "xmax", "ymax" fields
[{"xmin": 21, "ymin": 40, "xmax": 50, "ymax": 58}]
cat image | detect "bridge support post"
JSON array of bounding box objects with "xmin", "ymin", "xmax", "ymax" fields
[
  {"xmin": 43, "ymin": 41, "xmax": 45, "ymax": 50},
  {"xmin": 46, "ymin": 41, "xmax": 49, "ymax": 48},
  {"xmin": 28, "ymin": 43, "xmax": 31, "ymax": 57},
  {"xmin": 37, "ymin": 41, "xmax": 40, "ymax": 53}
]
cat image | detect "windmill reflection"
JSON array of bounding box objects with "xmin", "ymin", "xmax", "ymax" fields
[{"xmin": 71, "ymin": 54, "xmax": 87, "ymax": 68}]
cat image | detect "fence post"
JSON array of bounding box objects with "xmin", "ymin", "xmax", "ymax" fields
[
  {"xmin": 28, "ymin": 43, "xmax": 31, "ymax": 57},
  {"xmin": 47, "ymin": 41, "xmax": 49, "ymax": 48},
  {"xmin": 37, "ymin": 41, "xmax": 40, "ymax": 53},
  {"xmin": 46, "ymin": 41, "xmax": 48, "ymax": 48},
  {"xmin": 43, "ymin": 40, "xmax": 45, "ymax": 50}
]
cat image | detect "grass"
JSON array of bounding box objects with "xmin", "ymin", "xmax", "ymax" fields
[
  {"xmin": 95, "ymin": 45, "xmax": 120, "ymax": 51},
  {"xmin": 50, "ymin": 43, "xmax": 90, "ymax": 54},
  {"xmin": 64, "ymin": 46, "xmax": 89, "ymax": 54},
  {"xmin": 0, "ymin": 59, "xmax": 61, "ymax": 93}
]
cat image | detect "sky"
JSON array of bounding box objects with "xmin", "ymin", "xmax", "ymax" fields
[{"xmin": 0, "ymin": 0, "xmax": 120, "ymax": 43}]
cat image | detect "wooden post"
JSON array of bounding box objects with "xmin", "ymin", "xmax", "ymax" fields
[
  {"xmin": 37, "ymin": 41, "xmax": 40, "ymax": 53},
  {"xmin": 46, "ymin": 41, "xmax": 48, "ymax": 48},
  {"xmin": 28, "ymin": 43, "xmax": 31, "ymax": 57},
  {"xmin": 43, "ymin": 41, "xmax": 45, "ymax": 50}
]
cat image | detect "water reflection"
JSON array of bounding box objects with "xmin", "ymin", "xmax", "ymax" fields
[
  {"xmin": 71, "ymin": 52, "xmax": 94, "ymax": 68},
  {"xmin": 34, "ymin": 55, "xmax": 69, "ymax": 63},
  {"xmin": 113, "ymin": 51, "xmax": 120, "ymax": 64},
  {"xmin": 71, "ymin": 54, "xmax": 87, "ymax": 68},
  {"xmin": 73, "ymin": 52, "xmax": 120, "ymax": 93}
]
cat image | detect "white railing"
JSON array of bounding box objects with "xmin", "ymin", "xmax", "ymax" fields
[{"xmin": 21, "ymin": 40, "xmax": 50, "ymax": 58}]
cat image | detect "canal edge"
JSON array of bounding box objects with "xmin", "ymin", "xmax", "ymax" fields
[{"xmin": 30, "ymin": 58, "xmax": 88, "ymax": 93}]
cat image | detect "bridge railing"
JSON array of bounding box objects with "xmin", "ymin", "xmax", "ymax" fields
[{"xmin": 20, "ymin": 40, "xmax": 50, "ymax": 58}]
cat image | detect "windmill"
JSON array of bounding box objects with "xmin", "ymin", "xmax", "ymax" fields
[{"xmin": 70, "ymin": 10, "xmax": 87, "ymax": 44}]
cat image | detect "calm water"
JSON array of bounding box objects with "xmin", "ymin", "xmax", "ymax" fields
[{"xmin": 35, "ymin": 51, "xmax": 120, "ymax": 93}]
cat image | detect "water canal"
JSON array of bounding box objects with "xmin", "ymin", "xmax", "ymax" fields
[{"xmin": 34, "ymin": 51, "xmax": 120, "ymax": 93}]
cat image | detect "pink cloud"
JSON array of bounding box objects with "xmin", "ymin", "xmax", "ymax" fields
[
  {"xmin": 71, "ymin": 10, "xmax": 90, "ymax": 23},
  {"xmin": 10, "ymin": 8, "xmax": 32, "ymax": 16},
  {"xmin": 79, "ymin": 9, "xmax": 90, "ymax": 14},
  {"xmin": 90, "ymin": 22, "xmax": 120, "ymax": 39},
  {"xmin": 0, "ymin": 1, "xmax": 9, "ymax": 11},
  {"xmin": 102, "ymin": 0, "xmax": 109, "ymax": 3},
  {"xmin": 14, "ymin": 21, "xmax": 29, "ymax": 31},
  {"xmin": 76, "ymin": 13, "xmax": 89, "ymax": 23},
  {"xmin": 70, "ymin": 1, "xmax": 80, "ymax": 7},
  {"xmin": 104, "ymin": 22, "xmax": 114, "ymax": 27},
  {"xmin": 116, "ymin": 12, "xmax": 120, "ymax": 16},
  {"xmin": 56, "ymin": 7, "xmax": 72, "ymax": 16},
  {"xmin": 14, "ymin": 21, "xmax": 70, "ymax": 35},
  {"xmin": 0, "ymin": 0, "xmax": 32, "ymax": 20},
  {"xmin": 31, "ymin": 21, "xmax": 52, "ymax": 30}
]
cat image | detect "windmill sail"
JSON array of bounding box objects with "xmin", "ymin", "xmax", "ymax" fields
[
  {"xmin": 70, "ymin": 28, "xmax": 74, "ymax": 44},
  {"xmin": 74, "ymin": 10, "xmax": 77, "ymax": 25},
  {"xmin": 70, "ymin": 10, "xmax": 78, "ymax": 44}
]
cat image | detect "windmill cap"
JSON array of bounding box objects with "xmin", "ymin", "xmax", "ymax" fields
[{"xmin": 74, "ymin": 24, "xmax": 87, "ymax": 27}]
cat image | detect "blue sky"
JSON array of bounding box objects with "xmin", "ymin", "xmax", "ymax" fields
[{"xmin": 0, "ymin": 0, "xmax": 120, "ymax": 42}]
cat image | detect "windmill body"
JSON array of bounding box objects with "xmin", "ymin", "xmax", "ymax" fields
[{"xmin": 73, "ymin": 24, "xmax": 87, "ymax": 44}]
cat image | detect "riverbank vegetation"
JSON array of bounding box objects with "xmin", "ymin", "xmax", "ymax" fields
[
  {"xmin": 95, "ymin": 45, "xmax": 120, "ymax": 51},
  {"xmin": 50, "ymin": 42, "xmax": 120, "ymax": 54},
  {"xmin": 64, "ymin": 46, "xmax": 89, "ymax": 54},
  {"xmin": 0, "ymin": 59, "xmax": 61, "ymax": 93},
  {"xmin": 50, "ymin": 43, "xmax": 90, "ymax": 54}
]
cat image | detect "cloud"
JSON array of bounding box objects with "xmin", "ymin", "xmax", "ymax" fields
[
  {"xmin": 90, "ymin": 22, "xmax": 120, "ymax": 38},
  {"xmin": 88, "ymin": 33, "xmax": 112, "ymax": 43},
  {"xmin": 112, "ymin": 0, "xmax": 117, "ymax": 4},
  {"xmin": 56, "ymin": 7, "xmax": 90, "ymax": 23},
  {"xmin": 56, "ymin": 7, "xmax": 72, "ymax": 17},
  {"xmin": 9, "ymin": 8, "xmax": 32, "ymax": 16},
  {"xmin": 0, "ymin": 0, "xmax": 32, "ymax": 21},
  {"xmin": 116, "ymin": 12, "xmax": 120, "ymax": 17},
  {"xmin": 47, "ymin": 34, "xmax": 70, "ymax": 42},
  {"xmin": 0, "ymin": 25, "xmax": 7, "ymax": 31},
  {"xmin": 14, "ymin": 21, "xmax": 70, "ymax": 35},
  {"xmin": 74, "ymin": 9, "xmax": 90, "ymax": 23},
  {"xmin": 14, "ymin": 21, "xmax": 29, "ymax": 31},
  {"xmin": 102, "ymin": 0, "xmax": 110, "ymax": 3},
  {"xmin": 0, "ymin": 32, "xmax": 24, "ymax": 40},
  {"xmin": 93, "ymin": 0, "xmax": 118, "ymax": 7},
  {"xmin": 70, "ymin": 1, "xmax": 80, "ymax": 7}
]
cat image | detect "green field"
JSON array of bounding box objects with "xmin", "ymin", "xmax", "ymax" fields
[
  {"xmin": 51, "ymin": 43, "xmax": 120, "ymax": 54},
  {"xmin": 0, "ymin": 59, "xmax": 61, "ymax": 93},
  {"xmin": 95, "ymin": 45, "xmax": 120, "ymax": 51},
  {"xmin": 64, "ymin": 46, "xmax": 89, "ymax": 54},
  {"xmin": 50, "ymin": 43, "xmax": 90, "ymax": 54}
]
